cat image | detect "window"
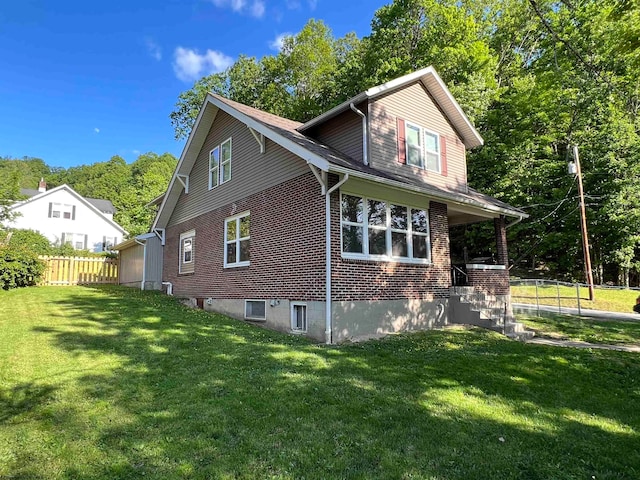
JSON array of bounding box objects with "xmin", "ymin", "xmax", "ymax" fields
[
  {"xmin": 62, "ymin": 233, "xmax": 87, "ymax": 250},
  {"xmin": 49, "ymin": 203, "xmax": 75, "ymax": 220},
  {"xmin": 245, "ymin": 300, "xmax": 266, "ymax": 320},
  {"xmin": 224, "ymin": 212, "xmax": 250, "ymax": 268},
  {"xmin": 404, "ymin": 121, "xmax": 440, "ymax": 173},
  {"xmin": 341, "ymin": 193, "xmax": 431, "ymax": 263},
  {"xmin": 209, "ymin": 138, "xmax": 232, "ymax": 189},
  {"xmin": 291, "ymin": 303, "xmax": 307, "ymax": 332},
  {"xmin": 103, "ymin": 236, "xmax": 117, "ymax": 251},
  {"xmin": 179, "ymin": 230, "xmax": 195, "ymax": 274}
]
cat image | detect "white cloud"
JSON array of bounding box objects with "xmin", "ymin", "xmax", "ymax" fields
[
  {"xmin": 308, "ymin": 0, "xmax": 317, "ymax": 10},
  {"xmin": 173, "ymin": 47, "xmax": 234, "ymax": 82},
  {"xmin": 94, "ymin": 128, "xmax": 100, "ymax": 134},
  {"xmin": 285, "ymin": 0, "xmax": 300, "ymax": 9},
  {"xmin": 132, "ymin": 149, "xmax": 141, "ymax": 156},
  {"xmin": 145, "ymin": 38, "xmax": 162, "ymax": 61},
  {"xmin": 269, "ymin": 32, "xmax": 291, "ymax": 52},
  {"xmin": 251, "ymin": 0, "xmax": 265, "ymax": 17},
  {"xmin": 210, "ymin": 0, "xmax": 265, "ymax": 18}
]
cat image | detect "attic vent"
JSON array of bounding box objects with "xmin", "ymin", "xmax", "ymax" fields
[{"xmin": 244, "ymin": 300, "xmax": 266, "ymax": 321}]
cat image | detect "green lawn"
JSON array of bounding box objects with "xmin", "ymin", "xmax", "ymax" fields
[
  {"xmin": 518, "ymin": 313, "xmax": 640, "ymax": 345},
  {"xmin": 511, "ymin": 283, "xmax": 640, "ymax": 313},
  {"xmin": 1, "ymin": 286, "xmax": 640, "ymax": 479}
]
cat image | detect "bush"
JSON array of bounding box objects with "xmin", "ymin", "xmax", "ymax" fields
[
  {"xmin": 0, "ymin": 244, "xmax": 45, "ymax": 290},
  {"xmin": 6, "ymin": 229, "xmax": 52, "ymax": 255}
]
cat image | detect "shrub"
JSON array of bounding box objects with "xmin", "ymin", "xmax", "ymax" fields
[
  {"xmin": 6, "ymin": 229, "xmax": 52, "ymax": 255},
  {"xmin": 0, "ymin": 244, "xmax": 45, "ymax": 290}
]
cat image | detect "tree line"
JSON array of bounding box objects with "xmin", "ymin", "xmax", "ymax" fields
[
  {"xmin": 170, "ymin": 0, "xmax": 640, "ymax": 286},
  {"xmin": 0, "ymin": 153, "xmax": 177, "ymax": 237}
]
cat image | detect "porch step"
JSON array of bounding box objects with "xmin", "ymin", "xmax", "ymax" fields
[{"xmin": 449, "ymin": 290, "xmax": 534, "ymax": 341}]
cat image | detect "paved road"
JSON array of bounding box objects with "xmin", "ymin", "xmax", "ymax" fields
[{"xmin": 513, "ymin": 303, "xmax": 640, "ymax": 321}]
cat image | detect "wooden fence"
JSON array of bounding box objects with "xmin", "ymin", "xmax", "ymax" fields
[{"xmin": 38, "ymin": 256, "xmax": 119, "ymax": 286}]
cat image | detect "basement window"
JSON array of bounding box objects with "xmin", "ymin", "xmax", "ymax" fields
[
  {"xmin": 245, "ymin": 300, "xmax": 266, "ymax": 321},
  {"xmin": 291, "ymin": 303, "xmax": 307, "ymax": 333}
]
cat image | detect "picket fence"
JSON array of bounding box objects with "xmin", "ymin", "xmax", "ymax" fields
[{"xmin": 38, "ymin": 256, "xmax": 119, "ymax": 286}]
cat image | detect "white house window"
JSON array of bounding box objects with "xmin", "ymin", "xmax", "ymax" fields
[
  {"xmin": 50, "ymin": 203, "xmax": 75, "ymax": 220},
  {"xmin": 62, "ymin": 232, "xmax": 87, "ymax": 250},
  {"xmin": 404, "ymin": 121, "xmax": 440, "ymax": 173},
  {"xmin": 245, "ymin": 300, "xmax": 266, "ymax": 320},
  {"xmin": 291, "ymin": 303, "xmax": 307, "ymax": 332},
  {"xmin": 224, "ymin": 212, "xmax": 250, "ymax": 268},
  {"xmin": 209, "ymin": 138, "xmax": 232, "ymax": 189},
  {"xmin": 341, "ymin": 193, "xmax": 431, "ymax": 263},
  {"xmin": 103, "ymin": 236, "xmax": 117, "ymax": 251},
  {"xmin": 179, "ymin": 230, "xmax": 195, "ymax": 274}
]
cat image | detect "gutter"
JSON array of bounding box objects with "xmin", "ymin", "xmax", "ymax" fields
[
  {"xmin": 507, "ymin": 215, "xmax": 526, "ymax": 229},
  {"xmin": 349, "ymin": 103, "xmax": 368, "ymax": 166}
]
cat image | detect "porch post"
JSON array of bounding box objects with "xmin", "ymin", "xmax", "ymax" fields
[{"xmin": 494, "ymin": 215, "xmax": 508, "ymax": 267}]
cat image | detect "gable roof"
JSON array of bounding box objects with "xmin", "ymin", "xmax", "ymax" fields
[
  {"xmin": 298, "ymin": 66, "xmax": 484, "ymax": 149},
  {"xmin": 20, "ymin": 188, "xmax": 116, "ymax": 214},
  {"xmin": 12, "ymin": 184, "xmax": 127, "ymax": 235},
  {"xmin": 153, "ymin": 69, "xmax": 523, "ymax": 230}
]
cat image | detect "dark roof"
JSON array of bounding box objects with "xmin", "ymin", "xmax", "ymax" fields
[
  {"xmin": 212, "ymin": 95, "xmax": 526, "ymax": 218},
  {"xmin": 19, "ymin": 188, "xmax": 116, "ymax": 214}
]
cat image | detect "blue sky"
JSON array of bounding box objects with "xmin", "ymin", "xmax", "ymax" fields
[{"xmin": 0, "ymin": 0, "xmax": 386, "ymax": 169}]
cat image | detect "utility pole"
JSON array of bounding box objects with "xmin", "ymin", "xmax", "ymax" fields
[{"xmin": 570, "ymin": 145, "xmax": 595, "ymax": 301}]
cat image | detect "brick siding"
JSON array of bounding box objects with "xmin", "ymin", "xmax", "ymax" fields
[
  {"xmin": 467, "ymin": 269, "xmax": 510, "ymax": 295},
  {"xmin": 163, "ymin": 172, "xmax": 326, "ymax": 300},
  {"xmin": 330, "ymin": 193, "xmax": 452, "ymax": 301}
]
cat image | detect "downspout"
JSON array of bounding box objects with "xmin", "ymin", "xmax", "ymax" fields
[
  {"xmin": 324, "ymin": 173, "xmax": 349, "ymax": 344},
  {"xmin": 349, "ymin": 103, "xmax": 368, "ymax": 166},
  {"xmin": 506, "ymin": 214, "xmax": 525, "ymax": 229},
  {"xmin": 134, "ymin": 238, "xmax": 146, "ymax": 290}
]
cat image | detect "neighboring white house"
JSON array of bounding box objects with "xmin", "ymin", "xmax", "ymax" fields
[{"xmin": 6, "ymin": 180, "xmax": 127, "ymax": 252}]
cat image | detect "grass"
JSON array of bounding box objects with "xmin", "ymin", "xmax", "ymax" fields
[
  {"xmin": 1, "ymin": 286, "xmax": 640, "ymax": 479},
  {"xmin": 518, "ymin": 313, "xmax": 640, "ymax": 345},
  {"xmin": 511, "ymin": 283, "xmax": 640, "ymax": 313}
]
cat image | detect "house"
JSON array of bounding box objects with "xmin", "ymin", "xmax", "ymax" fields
[
  {"xmin": 6, "ymin": 180, "xmax": 127, "ymax": 252},
  {"xmin": 142, "ymin": 66, "xmax": 529, "ymax": 343}
]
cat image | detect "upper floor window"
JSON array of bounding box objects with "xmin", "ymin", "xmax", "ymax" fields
[
  {"xmin": 341, "ymin": 193, "xmax": 431, "ymax": 263},
  {"xmin": 224, "ymin": 212, "xmax": 250, "ymax": 268},
  {"xmin": 405, "ymin": 121, "xmax": 440, "ymax": 173},
  {"xmin": 49, "ymin": 202, "xmax": 75, "ymax": 220},
  {"xmin": 209, "ymin": 138, "xmax": 232, "ymax": 190}
]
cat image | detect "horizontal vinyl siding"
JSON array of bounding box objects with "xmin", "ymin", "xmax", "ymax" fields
[
  {"xmin": 307, "ymin": 106, "xmax": 364, "ymax": 163},
  {"xmin": 168, "ymin": 110, "xmax": 309, "ymax": 227},
  {"xmin": 145, "ymin": 236, "xmax": 163, "ymax": 284},
  {"xmin": 369, "ymin": 82, "xmax": 468, "ymax": 192}
]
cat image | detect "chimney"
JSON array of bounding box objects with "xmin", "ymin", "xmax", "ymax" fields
[{"xmin": 38, "ymin": 178, "xmax": 47, "ymax": 193}]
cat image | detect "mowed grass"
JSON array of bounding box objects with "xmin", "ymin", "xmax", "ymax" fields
[
  {"xmin": 518, "ymin": 313, "xmax": 640, "ymax": 345},
  {"xmin": 1, "ymin": 287, "xmax": 640, "ymax": 479},
  {"xmin": 511, "ymin": 283, "xmax": 640, "ymax": 313}
]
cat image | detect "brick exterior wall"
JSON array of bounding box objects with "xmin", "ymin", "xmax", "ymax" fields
[
  {"xmin": 494, "ymin": 215, "xmax": 509, "ymax": 266},
  {"xmin": 163, "ymin": 172, "xmax": 326, "ymax": 300},
  {"xmin": 330, "ymin": 194, "xmax": 452, "ymax": 301},
  {"xmin": 467, "ymin": 269, "xmax": 510, "ymax": 295}
]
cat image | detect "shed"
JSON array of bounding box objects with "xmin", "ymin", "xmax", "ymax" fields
[{"xmin": 114, "ymin": 233, "xmax": 163, "ymax": 290}]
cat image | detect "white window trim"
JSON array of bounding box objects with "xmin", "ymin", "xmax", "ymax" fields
[
  {"xmin": 179, "ymin": 229, "xmax": 195, "ymax": 273},
  {"xmin": 404, "ymin": 120, "xmax": 441, "ymax": 174},
  {"xmin": 405, "ymin": 121, "xmax": 424, "ymax": 169},
  {"xmin": 208, "ymin": 146, "xmax": 219, "ymax": 190},
  {"xmin": 244, "ymin": 299, "xmax": 266, "ymax": 321},
  {"xmin": 208, "ymin": 137, "xmax": 232, "ymax": 190},
  {"xmin": 340, "ymin": 193, "xmax": 432, "ymax": 264},
  {"xmin": 290, "ymin": 302, "xmax": 308, "ymax": 333},
  {"xmin": 224, "ymin": 211, "xmax": 250, "ymax": 268}
]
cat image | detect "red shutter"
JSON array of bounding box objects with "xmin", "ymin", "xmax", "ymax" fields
[
  {"xmin": 440, "ymin": 135, "xmax": 448, "ymax": 176},
  {"xmin": 397, "ymin": 118, "xmax": 406, "ymax": 164}
]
